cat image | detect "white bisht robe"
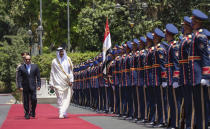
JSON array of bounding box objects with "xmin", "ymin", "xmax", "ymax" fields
[{"xmin": 49, "ymin": 51, "xmax": 74, "ymax": 116}]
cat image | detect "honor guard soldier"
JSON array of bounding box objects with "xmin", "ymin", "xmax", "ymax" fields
[
  {"xmin": 125, "ymin": 42, "xmax": 133, "ymax": 120},
  {"xmin": 144, "ymin": 32, "xmax": 156, "ymax": 125},
  {"xmin": 94, "ymin": 60, "xmax": 100, "ymax": 111},
  {"xmin": 107, "ymin": 49, "xmax": 116, "ymax": 113},
  {"xmin": 120, "ymin": 42, "xmax": 132, "ymax": 119},
  {"xmin": 136, "ymin": 36, "xmax": 147, "ymax": 124},
  {"xmin": 73, "ymin": 66, "xmax": 79, "ymax": 105},
  {"xmin": 189, "ymin": 9, "xmax": 210, "ymax": 129},
  {"xmin": 88, "ymin": 62, "xmax": 94, "ymax": 109},
  {"xmin": 203, "ymin": 29, "xmax": 210, "ymax": 123},
  {"xmin": 104, "ymin": 51, "xmax": 113, "ymax": 113},
  {"xmin": 98, "ymin": 55, "xmax": 107, "ymax": 112},
  {"xmin": 179, "ymin": 16, "xmax": 193, "ymax": 129},
  {"xmin": 114, "ymin": 45, "xmax": 124, "ymax": 117},
  {"xmin": 130, "ymin": 39, "xmax": 140, "ymax": 122},
  {"xmin": 83, "ymin": 64, "xmax": 88, "ymax": 107},
  {"xmin": 85, "ymin": 64, "xmax": 89, "ymax": 106},
  {"xmin": 152, "ymin": 28, "xmax": 167, "ymax": 128},
  {"xmin": 165, "ymin": 23, "xmax": 180, "ymax": 129},
  {"xmin": 111, "ymin": 45, "xmax": 120, "ymax": 115}
]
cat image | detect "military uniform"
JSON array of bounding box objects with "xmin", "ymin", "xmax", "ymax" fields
[
  {"xmin": 136, "ymin": 36, "xmax": 147, "ymax": 122},
  {"xmin": 178, "ymin": 16, "xmax": 193, "ymax": 129},
  {"xmin": 165, "ymin": 24, "xmax": 180, "ymax": 129},
  {"xmin": 152, "ymin": 28, "xmax": 167, "ymax": 127},
  {"xmin": 189, "ymin": 9, "xmax": 210, "ymax": 129},
  {"xmin": 121, "ymin": 42, "xmax": 132, "ymax": 118},
  {"xmin": 144, "ymin": 32, "xmax": 156, "ymax": 124},
  {"xmin": 113, "ymin": 53, "xmax": 122, "ymax": 115},
  {"xmin": 204, "ymin": 29, "xmax": 210, "ymax": 123}
]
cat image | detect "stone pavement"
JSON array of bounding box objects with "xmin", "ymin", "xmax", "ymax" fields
[
  {"xmin": 0, "ymin": 94, "xmax": 15, "ymax": 128},
  {"xmin": 0, "ymin": 94, "xmax": 160, "ymax": 129},
  {"xmin": 0, "ymin": 94, "xmax": 16, "ymax": 104},
  {"xmin": 54, "ymin": 104, "xmax": 164, "ymax": 129},
  {"xmin": 2, "ymin": 95, "xmax": 209, "ymax": 129}
]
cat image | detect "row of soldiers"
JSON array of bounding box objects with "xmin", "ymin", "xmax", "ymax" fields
[{"xmin": 72, "ymin": 9, "xmax": 210, "ymax": 129}]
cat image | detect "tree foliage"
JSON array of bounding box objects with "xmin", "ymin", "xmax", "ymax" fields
[
  {"xmin": 0, "ymin": 28, "xmax": 29, "ymax": 92},
  {"xmin": 0, "ymin": 0, "xmax": 209, "ymax": 92}
]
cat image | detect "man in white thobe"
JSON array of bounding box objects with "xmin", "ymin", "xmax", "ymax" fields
[{"xmin": 49, "ymin": 47, "xmax": 74, "ymax": 119}]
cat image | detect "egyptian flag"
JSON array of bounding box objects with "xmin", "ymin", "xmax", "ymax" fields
[{"xmin": 102, "ymin": 18, "xmax": 112, "ymax": 74}]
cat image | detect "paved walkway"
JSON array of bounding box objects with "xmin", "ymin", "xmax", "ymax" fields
[
  {"xmin": 0, "ymin": 94, "xmax": 154, "ymax": 129},
  {"xmin": 0, "ymin": 94, "xmax": 15, "ymax": 127},
  {"xmin": 2, "ymin": 94, "xmax": 209, "ymax": 129},
  {"xmin": 53, "ymin": 104, "xmax": 160, "ymax": 129}
]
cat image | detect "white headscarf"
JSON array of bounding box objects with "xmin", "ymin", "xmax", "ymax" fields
[{"xmin": 56, "ymin": 47, "xmax": 71, "ymax": 74}]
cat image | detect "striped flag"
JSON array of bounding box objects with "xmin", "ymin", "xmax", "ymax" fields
[{"xmin": 103, "ymin": 18, "xmax": 112, "ymax": 74}]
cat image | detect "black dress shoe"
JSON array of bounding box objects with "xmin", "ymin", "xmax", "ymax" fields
[
  {"xmin": 103, "ymin": 110, "xmax": 108, "ymax": 113},
  {"xmin": 131, "ymin": 118, "xmax": 138, "ymax": 123},
  {"xmin": 119, "ymin": 115, "xmax": 127, "ymax": 120},
  {"xmin": 125, "ymin": 116, "xmax": 133, "ymax": 121},
  {"xmin": 30, "ymin": 112, "xmax": 35, "ymax": 118},
  {"xmin": 165, "ymin": 127, "xmax": 176, "ymax": 129},
  {"xmin": 31, "ymin": 113, "xmax": 35, "ymax": 118},
  {"xmin": 146, "ymin": 121, "xmax": 156, "ymax": 125},
  {"xmin": 115, "ymin": 114, "xmax": 121, "ymax": 117},
  {"xmin": 153, "ymin": 123, "xmax": 166, "ymax": 128},
  {"xmin": 24, "ymin": 114, "xmax": 30, "ymax": 119},
  {"xmin": 137, "ymin": 119, "xmax": 146, "ymax": 123}
]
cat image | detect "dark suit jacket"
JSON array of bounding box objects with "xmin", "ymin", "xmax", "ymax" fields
[{"xmin": 17, "ymin": 64, "xmax": 41, "ymax": 91}]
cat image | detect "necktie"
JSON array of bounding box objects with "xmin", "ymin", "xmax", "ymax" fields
[{"xmin": 27, "ymin": 65, "xmax": 30, "ymax": 74}]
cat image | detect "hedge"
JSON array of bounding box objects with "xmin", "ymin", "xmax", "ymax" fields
[{"xmin": 32, "ymin": 51, "xmax": 99, "ymax": 79}]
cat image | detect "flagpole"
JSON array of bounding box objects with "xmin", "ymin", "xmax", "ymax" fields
[{"xmin": 67, "ymin": 0, "xmax": 70, "ymax": 51}]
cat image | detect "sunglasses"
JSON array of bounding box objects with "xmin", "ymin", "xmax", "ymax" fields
[{"xmin": 25, "ymin": 59, "xmax": 31, "ymax": 61}]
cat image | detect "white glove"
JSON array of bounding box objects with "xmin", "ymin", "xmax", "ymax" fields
[
  {"xmin": 173, "ymin": 82, "xmax": 179, "ymax": 88},
  {"xmin": 162, "ymin": 82, "xmax": 167, "ymax": 88},
  {"xmin": 201, "ymin": 79, "xmax": 209, "ymax": 86},
  {"xmin": 112, "ymin": 86, "xmax": 115, "ymax": 91}
]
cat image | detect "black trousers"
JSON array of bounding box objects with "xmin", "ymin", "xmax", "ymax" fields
[
  {"xmin": 133, "ymin": 86, "xmax": 138, "ymax": 118},
  {"xmin": 127, "ymin": 86, "xmax": 133, "ymax": 117},
  {"xmin": 155, "ymin": 86, "xmax": 166, "ymax": 124},
  {"xmin": 107, "ymin": 86, "xmax": 114, "ymax": 111},
  {"xmin": 148, "ymin": 87, "xmax": 156, "ymax": 122},
  {"xmin": 121, "ymin": 87, "xmax": 127, "ymax": 116},
  {"xmin": 23, "ymin": 89, "xmax": 37, "ymax": 115},
  {"xmin": 138, "ymin": 86, "xmax": 146, "ymax": 120},
  {"xmin": 168, "ymin": 86, "xmax": 178, "ymax": 128},
  {"xmin": 115, "ymin": 85, "xmax": 120, "ymax": 114},
  {"xmin": 192, "ymin": 85, "xmax": 208, "ymax": 129},
  {"xmin": 181, "ymin": 85, "xmax": 192, "ymax": 129}
]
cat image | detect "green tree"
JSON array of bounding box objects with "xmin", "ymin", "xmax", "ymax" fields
[{"xmin": 0, "ymin": 28, "xmax": 29, "ymax": 92}]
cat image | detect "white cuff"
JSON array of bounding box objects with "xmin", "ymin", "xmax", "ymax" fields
[
  {"xmin": 201, "ymin": 79, "xmax": 209, "ymax": 86},
  {"xmin": 173, "ymin": 82, "xmax": 179, "ymax": 88},
  {"xmin": 162, "ymin": 82, "xmax": 167, "ymax": 87}
]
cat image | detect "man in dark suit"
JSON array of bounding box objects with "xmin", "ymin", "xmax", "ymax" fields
[{"xmin": 17, "ymin": 55, "xmax": 41, "ymax": 119}]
